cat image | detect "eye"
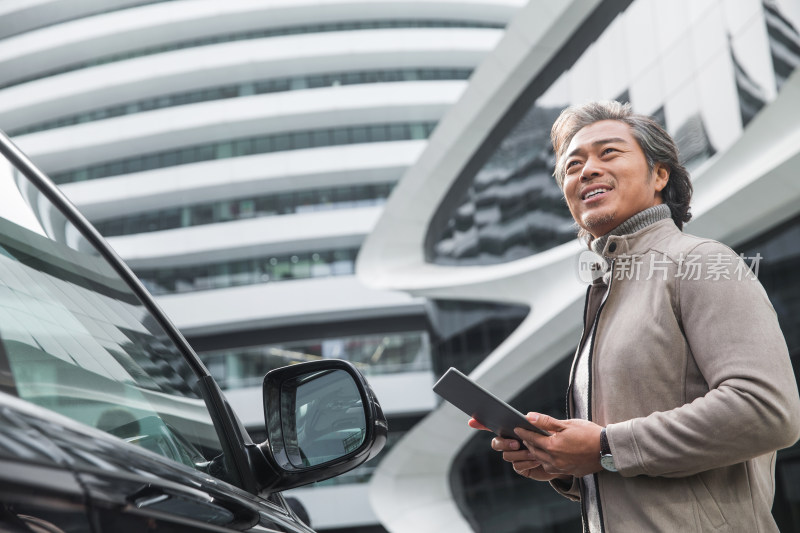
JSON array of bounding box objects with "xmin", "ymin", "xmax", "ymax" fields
[{"xmin": 602, "ymin": 147, "xmax": 618, "ymax": 155}]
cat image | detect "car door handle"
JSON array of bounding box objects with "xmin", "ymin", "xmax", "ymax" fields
[{"xmin": 129, "ymin": 484, "xmax": 235, "ymax": 524}]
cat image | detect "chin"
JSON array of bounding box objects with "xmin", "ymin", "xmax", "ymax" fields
[{"xmin": 582, "ymin": 212, "xmax": 616, "ymax": 235}]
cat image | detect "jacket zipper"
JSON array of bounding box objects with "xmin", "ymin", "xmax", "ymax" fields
[
  {"xmin": 587, "ymin": 259, "xmax": 614, "ymax": 533},
  {"xmin": 567, "ymin": 259, "xmax": 616, "ymax": 533},
  {"xmin": 566, "ymin": 284, "xmax": 594, "ymax": 418}
]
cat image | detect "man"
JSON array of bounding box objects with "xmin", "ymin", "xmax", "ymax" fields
[{"xmin": 469, "ymin": 101, "xmax": 800, "ymax": 532}]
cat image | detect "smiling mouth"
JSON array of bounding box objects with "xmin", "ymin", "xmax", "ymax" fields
[{"xmin": 582, "ymin": 188, "xmax": 610, "ymax": 200}]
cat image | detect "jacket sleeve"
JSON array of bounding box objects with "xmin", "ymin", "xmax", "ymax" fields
[
  {"xmin": 608, "ymin": 242, "xmax": 800, "ymax": 478},
  {"xmin": 550, "ymin": 476, "xmax": 580, "ymax": 501}
]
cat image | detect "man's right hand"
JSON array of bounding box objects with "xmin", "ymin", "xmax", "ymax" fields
[{"xmin": 468, "ymin": 418, "xmax": 571, "ymax": 482}]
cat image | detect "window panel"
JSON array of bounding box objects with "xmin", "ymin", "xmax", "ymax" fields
[{"xmin": 0, "ymin": 161, "xmax": 241, "ymax": 488}]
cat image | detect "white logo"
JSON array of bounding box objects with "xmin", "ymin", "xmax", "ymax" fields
[{"xmin": 577, "ymin": 250, "xmax": 605, "ymax": 283}]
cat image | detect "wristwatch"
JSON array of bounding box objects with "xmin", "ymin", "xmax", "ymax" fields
[{"xmin": 600, "ymin": 427, "xmax": 617, "ymax": 472}]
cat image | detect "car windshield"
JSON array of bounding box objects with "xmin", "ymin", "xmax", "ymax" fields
[{"xmin": 0, "ymin": 137, "xmax": 239, "ymax": 486}]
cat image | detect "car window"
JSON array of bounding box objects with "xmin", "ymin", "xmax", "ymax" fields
[{"xmin": 0, "ymin": 148, "xmax": 240, "ymax": 487}]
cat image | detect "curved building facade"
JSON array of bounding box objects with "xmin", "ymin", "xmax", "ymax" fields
[
  {"xmin": 0, "ymin": 1, "xmax": 525, "ymax": 531},
  {"xmin": 358, "ymin": 0, "xmax": 800, "ymax": 531}
]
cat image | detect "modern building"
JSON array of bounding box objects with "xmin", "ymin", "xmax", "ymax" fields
[
  {"xmin": 3, "ymin": 0, "xmax": 800, "ymax": 532},
  {"xmin": 357, "ymin": 0, "xmax": 800, "ymax": 531},
  {"xmin": 0, "ymin": 1, "xmax": 524, "ymax": 531}
]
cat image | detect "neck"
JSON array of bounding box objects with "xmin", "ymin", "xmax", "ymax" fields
[{"xmin": 590, "ymin": 204, "xmax": 672, "ymax": 256}]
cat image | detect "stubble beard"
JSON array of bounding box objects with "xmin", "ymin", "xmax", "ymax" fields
[{"xmin": 582, "ymin": 211, "xmax": 616, "ymax": 236}]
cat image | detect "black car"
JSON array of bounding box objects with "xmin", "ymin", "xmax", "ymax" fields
[{"xmin": 0, "ymin": 130, "xmax": 387, "ymax": 532}]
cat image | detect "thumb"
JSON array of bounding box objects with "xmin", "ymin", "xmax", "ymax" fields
[{"xmin": 526, "ymin": 412, "xmax": 562, "ymax": 431}]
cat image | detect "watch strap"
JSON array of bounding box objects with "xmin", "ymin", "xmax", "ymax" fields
[{"xmin": 600, "ymin": 427, "xmax": 611, "ymax": 456}]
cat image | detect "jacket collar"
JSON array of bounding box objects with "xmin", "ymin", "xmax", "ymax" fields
[{"xmin": 599, "ymin": 218, "xmax": 680, "ymax": 259}]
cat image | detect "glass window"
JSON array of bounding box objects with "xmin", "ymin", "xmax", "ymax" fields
[
  {"xmin": 199, "ymin": 330, "xmax": 432, "ymax": 390},
  {"xmin": 233, "ymin": 139, "xmax": 253, "ymax": 157},
  {"xmin": 196, "ymin": 145, "xmax": 215, "ymax": 161},
  {"xmin": 332, "ymin": 128, "xmax": 350, "ymax": 145},
  {"xmin": 410, "ymin": 123, "xmax": 428, "ymax": 140},
  {"xmin": 124, "ymin": 157, "xmax": 143, "ymax": 174},
  {"xmin": 311, "ymin": 259, "xmax": 332, "ymax": 278},
  {"xmin": 161, "ymin": 150, "xmax": 178, "ymax": 167},
  {"xmin": 94, "ymin": 181, "xmax": 396, "ymax": 236},
  {"xmin": 253, "ymin": 136, "xmax": 271, "ymax": 154},
  {"xmin": 312, "ymin": 130, "xmax": 331, "ymax": 146},
  {"xmin": 276, "ymin": 193, "xmax": 294, "ymax": 214},
  {"xmin": 46, "ymin": 121, "xmax": 434, "ymax": 184},
  {"xmin": 271, "ymin": 260, "xmax": 292, "ymax": 281},
  {"xmin": 0, "ymin": 152, "xmax": 240, "ymax": 487},
  {"xmin": 161, "ymin": 208, "xmax": 181, "ymax": 229},
  {"xmin": 307, "ymin": 75, "xmax": 324, "ymax": 88},
  {"xmin": 293, "ymin": 131, "xmax": 311, "ymax": 150},
  {"xmin": 290, "ymin": 77, "xmax": 307, "ymax": 90},
  {"xmin": 351, "ymin": 126, "xmax": 369, "ymax": 144},
  {"xmin": 216, "ymin": 201, "xmax": 235, "ymax": 222},
  {"xmin": 215, "ymin": 143, "xmax": 232, "ymax": 159},
  {"xmin": 107, "ymin": 161, "xmax": 124, "ymax": 177},
  {"xmin": 192, "ymin": 205, "xmax": 214, "ymax": 225},
  {"xmin": 297, "ymin": 190, "xmax": 314, "ymax": 209},
  {"xmin": 370, "ymin": 125, "xmax": 388, "ymax": 142},
  {"xmin": 254, "ymin": 195, "xmax": 277, "ymax": 215},
  {"xmin": 273, "ymin": 135, "xmax": 290, "ymax": 151}
]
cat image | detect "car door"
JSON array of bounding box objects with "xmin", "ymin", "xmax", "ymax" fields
[
  {"xmin": 0, "ymin": 133, "xmax": 316, "ymax": 531},
  {"xmin": 21, "ymin": 381, "xmax": 312, "ymax": 533},
  {"xmin": 0, "ymin": 395, "xmax": 94, "ymax": 533}
]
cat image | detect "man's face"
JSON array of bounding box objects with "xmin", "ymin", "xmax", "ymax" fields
[{"xmin": 561, "ymin": 120, "xmax": 669, "ymax": 239}]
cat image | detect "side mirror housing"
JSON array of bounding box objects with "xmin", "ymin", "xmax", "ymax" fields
[{"xmin": 254, "ymin": 359, "xmax": 387, "ymax": 492}]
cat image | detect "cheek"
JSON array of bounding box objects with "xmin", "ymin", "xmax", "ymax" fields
[
  {"xmin": 562, "ymin": 179, "xmax": 579, "ymax": 202},
  {"xmin": 562, "ymin": 189, "xmax": 579, "ymax": 213}
]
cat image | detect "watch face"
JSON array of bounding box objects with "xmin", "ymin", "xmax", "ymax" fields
[{"xmin": 600, "ymin": 454, "xmax": 618, "ymax": 472}]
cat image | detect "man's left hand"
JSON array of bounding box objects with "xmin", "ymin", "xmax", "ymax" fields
[{"xmin": 515, "ymin": 413, "xmax": 605, "ymax": 478}]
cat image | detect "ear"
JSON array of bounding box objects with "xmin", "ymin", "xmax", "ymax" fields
[{"xmin": 653, "ymin": 163, "xmax": 669, "ymax": 193}]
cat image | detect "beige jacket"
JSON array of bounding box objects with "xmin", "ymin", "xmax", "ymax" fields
[{"xmin": 556, "ymin": 219, "xmax": 800, "ymax": 532}]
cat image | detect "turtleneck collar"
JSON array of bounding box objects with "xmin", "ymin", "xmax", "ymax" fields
[{"xmin": 589, "ymin": 204, "xmax": 672, "ymax": 258}]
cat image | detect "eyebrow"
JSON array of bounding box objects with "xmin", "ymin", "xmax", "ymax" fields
[{"xmin": 566, "ymin": 137, "xmax": 630, "ymax": 160}]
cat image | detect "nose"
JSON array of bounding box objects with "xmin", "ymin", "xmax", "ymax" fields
[{"xmin": 580, "ymin": 156, "xmax": 602, "ymax": 181}]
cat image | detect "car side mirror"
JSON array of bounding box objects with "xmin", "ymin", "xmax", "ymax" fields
[{"xmin": 254, "ymin": 359, "xmax": 387, "ymax": 492}]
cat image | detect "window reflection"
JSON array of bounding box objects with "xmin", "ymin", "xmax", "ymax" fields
[
  {"xmin": 764, "ymin": 1, "xmax": 800, "ymax": 91},
  {"xmin": 428, "ymin": 105, "xmax": 576, "ymax": 265},
  {"xmin": 428, "ymin": 300, "xmax": 529, "ymax": 377},
  {"xmin": 0, "ymin": 161, "xmax": 238, "ymax": 485},
  {"xmin": 200, "ymin": 330, "xmax": 431, "ymax": 391}
]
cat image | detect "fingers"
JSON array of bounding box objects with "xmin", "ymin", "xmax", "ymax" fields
[
  {"xmin": 515, "ymin": 427, "xmax": 548, "ymax": 443},
  {"xmin": 502, "ymin": 449, "xmax": 533, "ymax": 463},
  {"xmin": 467, "ymin": 418, "xmax": 490, "ymax": 431},
  {"xmin": 510, "ymin": 459, "xmax": 566, "ymax": 482},
  {"xmin": 490, "ymin": 437, "xmax": 521, "ymax": 452},
  {"xmin": 514, "ymin": 413, "xmax": 564, "ymax": 446},
  {"xmin": 512, "ymin": 458, "xmax": 541, "ymax": 475}
]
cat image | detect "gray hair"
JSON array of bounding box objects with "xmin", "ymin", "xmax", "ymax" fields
[{"xmin": 550, "ymin": 101, "xmax": 692, "ymax": 230}]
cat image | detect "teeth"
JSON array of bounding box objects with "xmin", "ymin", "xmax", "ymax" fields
[{"xmin": 584, "ymin": 188, "xmax": 608, "ymax": 199}]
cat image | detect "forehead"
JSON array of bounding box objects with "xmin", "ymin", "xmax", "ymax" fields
[{"xmin": 566, "ymin": 120, "xmax": 637, "ymax": 155}]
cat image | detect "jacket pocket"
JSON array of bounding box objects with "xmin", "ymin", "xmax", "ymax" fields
[{"xmin": 688, "ymin": 474, "xmax": 726, "ymax": 529}]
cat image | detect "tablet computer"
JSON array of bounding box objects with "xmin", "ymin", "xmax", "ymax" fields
[{"xmin": 433, "ymin": 367, "xmax": 550, "ymax": 439}]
